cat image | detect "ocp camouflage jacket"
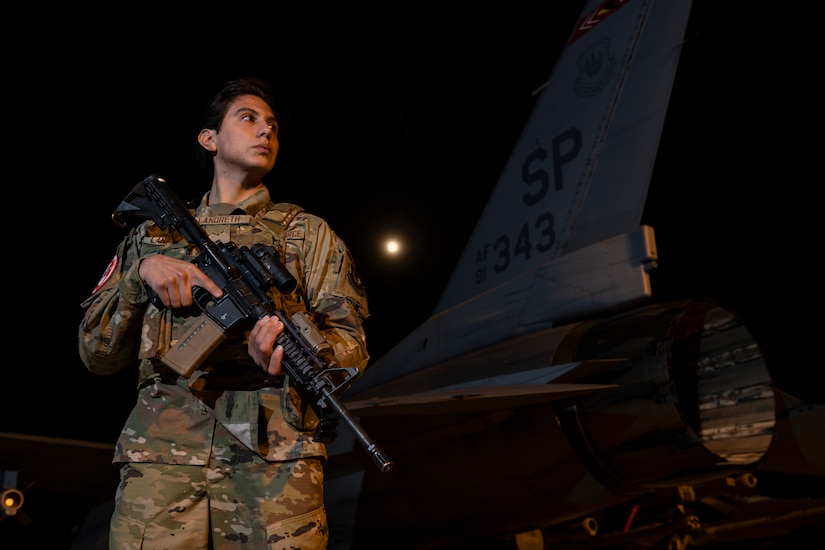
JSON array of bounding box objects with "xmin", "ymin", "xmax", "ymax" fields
[{"xmin": 78, "ymin": 186, "xmax": 370, "ymax": 465}]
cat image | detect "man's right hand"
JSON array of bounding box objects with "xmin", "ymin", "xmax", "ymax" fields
[{"xmin": 138, "ymin": 255, "xmax": 223, "ymax": 308}]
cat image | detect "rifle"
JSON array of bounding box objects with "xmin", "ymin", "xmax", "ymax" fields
[{"xmin": 112, "ymin": 174, "xmax": 393, "ymax": 473}]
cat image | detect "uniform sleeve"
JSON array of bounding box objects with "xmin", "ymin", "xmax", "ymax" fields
[
  {"xmin": 78, "ymin": 225, "xmax": 151, "ymax": 375},
  {"xmin": 298, "ymin": 215, "xmax": 371, "ymax": 376}
]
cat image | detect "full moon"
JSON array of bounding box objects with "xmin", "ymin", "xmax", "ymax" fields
[{"xmin": 385, "ymin": 240, "xmax": 400, "ymax": 255}]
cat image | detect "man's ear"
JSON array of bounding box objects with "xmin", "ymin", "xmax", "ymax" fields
[{"xmin": 198, "ymin": 129, "xmax": 217, "ymax": 152}]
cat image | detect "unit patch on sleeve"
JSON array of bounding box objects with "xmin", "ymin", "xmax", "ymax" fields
[{"xmin": 93, "ymin": 254, "xmax": 118, "ymax": 293}]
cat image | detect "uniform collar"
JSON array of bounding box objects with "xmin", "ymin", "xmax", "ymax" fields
[{"xmin": 195, "ymin": 186, "xmax": 272, "ymax": 218}]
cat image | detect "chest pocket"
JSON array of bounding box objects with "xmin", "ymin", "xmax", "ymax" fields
[{"xmin": 256, "ymin": 202, "xmax": 303, "ymax": 257}]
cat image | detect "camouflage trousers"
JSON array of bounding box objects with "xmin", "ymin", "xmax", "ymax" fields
[{"xmin": 108, "ymin": 429, "xmax": 328, "ymax": 549}]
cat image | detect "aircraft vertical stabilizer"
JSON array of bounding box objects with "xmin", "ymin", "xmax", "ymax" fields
[{"xmin": 435, "ymin": 0, "xmax": 692, "ymax": 314}]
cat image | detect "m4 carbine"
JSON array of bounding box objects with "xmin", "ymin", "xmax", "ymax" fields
[{"xmin": 112, "ymin": 174, "xmax": 392, "ymax": 473}]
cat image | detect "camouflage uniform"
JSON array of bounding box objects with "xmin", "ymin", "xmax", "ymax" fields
[{"xmin": 78, "ymin": 186, "xmax": 370, "ymax": 549}]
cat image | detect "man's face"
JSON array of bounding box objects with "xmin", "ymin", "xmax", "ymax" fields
[{"xmin": 213, "ymin": 94, "xmax": 280, "ymax": 177}]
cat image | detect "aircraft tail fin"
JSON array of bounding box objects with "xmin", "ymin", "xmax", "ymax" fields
[{"xmin": 435, "ymin": 0, "xmax": 693, "ymax": 316}]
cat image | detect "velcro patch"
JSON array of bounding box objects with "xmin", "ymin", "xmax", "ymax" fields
[
  {"xmin": 93, "ymin": 254, "xmax": 118, "ymax": 293},
  {"xmin": 197, "ymin": 215, "xmax": 253, "ymax": 225}
]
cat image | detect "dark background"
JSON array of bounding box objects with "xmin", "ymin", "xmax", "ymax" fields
[{"xmin": 5, "ymin": 2, "xmax": 810, "ymax": 445}]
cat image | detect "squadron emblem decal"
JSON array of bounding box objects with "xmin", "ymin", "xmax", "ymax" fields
[{"xmin": 575, "ymin": 37, "xmax": 615, "ymax": 97}]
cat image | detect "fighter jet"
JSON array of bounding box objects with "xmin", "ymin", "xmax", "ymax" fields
[{"xmin": 318, "ymin": 0, "xmax": 825, "ymax": 548}]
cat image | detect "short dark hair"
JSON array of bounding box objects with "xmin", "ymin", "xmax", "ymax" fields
[{"xmin": 196, "ymin": 77, "xmax": 278, "ymax": 175}]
